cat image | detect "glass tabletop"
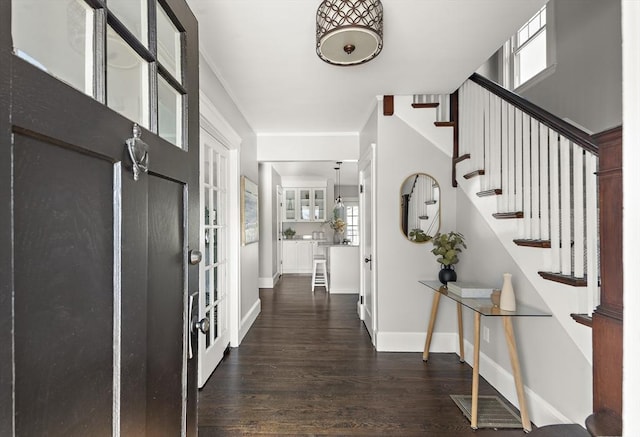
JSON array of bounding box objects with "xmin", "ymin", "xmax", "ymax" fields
[{"xmin": 419, "ymin": 280, "xmax": 551, "ymax": 317}]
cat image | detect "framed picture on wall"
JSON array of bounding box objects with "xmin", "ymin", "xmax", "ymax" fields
[{"xmin": 241, "ymin": 176, "xmax": 259, "ymax": 245}]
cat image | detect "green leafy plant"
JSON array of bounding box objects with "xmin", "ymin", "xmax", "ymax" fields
[
  {"xmin": 283, "ymin": 227, "xmax": 296, "ymax": 239},
  {"xmin": 430, "ymin": 231, "xmax": 466, "ymax": 266},
  {"xmin": 409, "ymin": 228, "xmax": 431, "ymax": 242}
]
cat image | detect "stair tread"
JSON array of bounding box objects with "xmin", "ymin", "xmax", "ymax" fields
[
  {"xmin": 513, "ymin": 239, "xmax": 551, "ymax": 248},
  {"xmin": 434, "ymin": 121, "xmax": 455, "ymax": 127},
  {"xmin": 477, "ymin": 188, "xmax": 502, "ymax": 197},
  {"xmin": 538, "ymin": 271, "xmax": 587, "ymax": 287},
  {"xmin": 570, "ymin": 313, "xmax": 593, "ymax": 328},
  {"xmin": 493, "ymin": 211, "xmax": 524, "ymax": 219},
  {"xmin": 411, "ymin": 102, "xmax": 439, "ymax": 109},
  {"xmin": 463, "ymin": 169, "xmax": 485, "ymax": 179},
  {"xmin": 453, "ymin": 153, "xmax": 471, "ymax": 164}
]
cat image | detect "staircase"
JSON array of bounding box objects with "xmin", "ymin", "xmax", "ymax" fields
[
  {"xmin": 399, "ymin": 74, "xmax": 623, "ymax": 435},
  {"xmin": 396, "ymin": 77, "xmax": 599, "ymax": 360}
]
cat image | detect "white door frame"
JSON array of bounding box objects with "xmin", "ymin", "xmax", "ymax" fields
[
  {"xmin": 199, "ymin": 92, "xmax": 242, "ymax": 352},
  {"xmin": 276, "ymin": 185, "xmax": 283, "ymax": 282},
  {"xmin": 359, "ymin": 143, "xmax": 377, "ymax": 346}
]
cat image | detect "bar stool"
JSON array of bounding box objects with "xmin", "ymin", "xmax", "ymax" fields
[{"xmin": 311, "ymin": 242, "xmax": 329, "ymax": 292}]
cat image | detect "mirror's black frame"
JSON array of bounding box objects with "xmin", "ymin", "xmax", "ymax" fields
[{"xmin": 400, "ymin": 173, "xmax": 441, "ymax": 243}]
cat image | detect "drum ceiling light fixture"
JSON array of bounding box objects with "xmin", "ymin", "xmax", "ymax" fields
[{"xmin": 316, "ymin": 0, "xmax": 383, "ymax": 66}]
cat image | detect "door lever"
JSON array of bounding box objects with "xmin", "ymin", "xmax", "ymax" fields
[{"xmin": 364, "ymin": 255, "xmax": 372, "ymax": 271}]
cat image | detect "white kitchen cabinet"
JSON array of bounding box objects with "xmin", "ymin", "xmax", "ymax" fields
[
  {"xmin": 283, "ymin": 188, "xmax": 297, "ymax": 221},
  {"xmin": 282, "ymin": 240, "xmax": 313, "ymax": 273},
  {"xmin": 282, "ymin": 188, "xmax": 326, "ymax": 222}
]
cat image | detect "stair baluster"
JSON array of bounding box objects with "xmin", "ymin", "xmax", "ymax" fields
[{"xmin": 454, "ymin": 75, "xmax": 599, "ymax": 314}]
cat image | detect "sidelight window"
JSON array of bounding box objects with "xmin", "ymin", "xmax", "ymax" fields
[{"xmin": 11, "ymin": 0, "xmax": 187, "ymax": 149}]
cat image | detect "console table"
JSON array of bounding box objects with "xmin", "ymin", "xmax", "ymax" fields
[{"xmin": 419, "ymin": 280, "xmax": 550, "ymax": 432}]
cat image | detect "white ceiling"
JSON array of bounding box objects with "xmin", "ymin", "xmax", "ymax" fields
[{"xmin": 186, "ymin": 0, "xmax": 547, "ymax": 178}]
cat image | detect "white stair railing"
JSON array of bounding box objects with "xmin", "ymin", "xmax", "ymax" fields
[{"xmin": 456, "ymin": 77, "xmax": 600, "ymax": 314}]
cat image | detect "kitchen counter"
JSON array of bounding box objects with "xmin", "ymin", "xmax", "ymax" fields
[{"xmin": 327, "ymin": 245, "xmax": 359, "ymax": 294}]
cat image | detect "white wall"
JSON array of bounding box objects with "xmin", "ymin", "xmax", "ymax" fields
[
  {"xmin": 622, "ymin": 2, "xmax": 640, "ymax": 435},
  {"xmin": 520, "ymin": 0, "xmax": 622, "ymax": 133},
  {"xmin": 200, "ymin": 55, "xmax": 260, "ymax": 338},
  {"xmin": 258, "ymin": 133, "xmax": 359, "ymax": 161},
  {"xmin": 374, "ymin": 99, "xmax": 459, "ymax": 350},
  {"xmin": 455, "ymin": 190, "xmax": 592, "ymax": 425},
  {"xmin": 479, "ymin": 0, "xmax": 621, "ymax": 133},
  {"xmin": 258, "ymin": 163, "xmax": 281, "ymax": 287}
]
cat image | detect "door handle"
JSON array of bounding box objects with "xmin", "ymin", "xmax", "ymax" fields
[
  {"xmin": 189, "ymin": 250, "xmax": 202, "ymax": 265},
  {"xmin": 188, "ymin": 293, "xmax": 196, "ymax": 359},
  {"xmin": 193, "ymin": 317, "xmax": 210, "ymax": 334},
  {"xmin": 364, "ymin": 255, "xmax": 372, "ymax": 271}
]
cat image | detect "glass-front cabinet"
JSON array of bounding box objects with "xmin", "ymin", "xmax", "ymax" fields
[
  {"xmin": 314, "ymin": 189, "xmax": 325, "ymax": 221},
  {"xmin": 284, "ymin": 188, "xmax": 297, "ymax": 221},
  {"xmin": 283, "ymin": 187, "xmax": 326, "ymax": 222}
]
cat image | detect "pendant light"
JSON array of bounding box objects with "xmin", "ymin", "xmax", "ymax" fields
[{"xmin": 334, "ymin": 161, "xmax": 344, "ymax": 209}]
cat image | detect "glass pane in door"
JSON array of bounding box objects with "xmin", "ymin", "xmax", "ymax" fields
[
  {"xmin": 106, "ymin": 26, "xmax": 150, "ymax": 127},
  {"xmin": 203, "ymin": 145, "xmax": 212, "ymax": 186},
  {"xmin": 158, "ymin": 75, "xmax": 183, "ymax": 148},
  {"xmin": 211, "ymin": 190, "xmax": 219, "ymax": 225},
  {"xmin": 157, "ymin": 2, "xmax": 182, "ymax": 82},
  {"xmin": 12, "ymin": 0, "xmax": 94, "ymax": 96},
  {"xmin": 107, "ymin": 0, "xmax": 148, "ymax": 47}
]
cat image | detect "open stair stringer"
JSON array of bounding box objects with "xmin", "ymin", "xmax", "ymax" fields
[{"xmin": 393, "ymin": 95, "xmax": 453, "ymax": 158}]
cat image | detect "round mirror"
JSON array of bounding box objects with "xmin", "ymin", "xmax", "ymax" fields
[{"xmin": 400, "ymin": 173, "xmax": 440, "ymax": 242}]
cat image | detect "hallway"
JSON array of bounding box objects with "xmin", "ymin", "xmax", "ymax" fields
[{"xmin": 197, "ymin": 275, "xmax": 530, "ymax": 436}]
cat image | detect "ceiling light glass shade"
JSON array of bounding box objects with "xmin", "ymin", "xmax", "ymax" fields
[{"xmin": 316, "ymin": 0, "xmax": 383, "ymax": 66}]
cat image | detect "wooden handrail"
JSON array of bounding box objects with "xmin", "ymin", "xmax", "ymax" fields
[{"xmin": 469, "ymin": 73, "xmax": 598, "ymax": 156}]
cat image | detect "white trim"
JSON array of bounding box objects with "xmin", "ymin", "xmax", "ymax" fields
[
  {"xmin": 199, "ymin": 92, "xmax": 242, "ymax": 149},
  {"xmin": 239, "ymin": 298, "xmax": 261, "ymax": 344},
  {"xmin": 514, "ymin": 63, "xmax": 557, "ymax": 94},
  {"xmin": 258, "ymin": 271, "xmax": 280, "ymax": 289},
  {"xmin": 461, "ymin": 339, "xmax": 573, "ymax": 427},
  {"xmin": 375, "ymin": 331, "xmax": 459, "ymax": 353},
  {"xmin": 258, "ymin": 131, "xmax": 359, "ymax": 137},
  {"xmin": 329, "ymin": 287, "xmax": 358, "ymax": 294},
  {"xmin": 229, "ymin": 149, "xmax": 241, "ymax": 347},
  {"xmin": 112, "ymin": 163, "xmax": 122, "ymax": 437},
  {"xmin": 623, "ymin": 2, "xmax": 640, "ymax": 436}
]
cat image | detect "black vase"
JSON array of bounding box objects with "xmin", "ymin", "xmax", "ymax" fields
[{"xmin": 438, "ymin": 265, "xmax": 457, "ymax": 285}]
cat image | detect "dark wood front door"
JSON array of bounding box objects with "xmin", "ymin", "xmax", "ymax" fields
[{"xmin": 0, "ymin": 1, "xmax": 200, "ymax": 435}]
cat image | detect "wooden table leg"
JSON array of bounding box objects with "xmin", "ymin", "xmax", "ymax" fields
[
  {"xmin": 423, "ymin": 292, "xmax": 441, "ymax": 361},
  {"xmin": 503, "ymin": 316, "xmax": 532, "ymax": 432},
  {"xmin": 471, "ymin": 312, "xmax": 480, "ymax": 429},
  {"xmin": 457, "ymin": 302, "xmax": 465, "ymax": 362}
]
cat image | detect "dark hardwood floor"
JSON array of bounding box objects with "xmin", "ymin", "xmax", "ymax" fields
[{"xmin": 198, "ymin": 275, "xmax": 532, "ymax": 436}]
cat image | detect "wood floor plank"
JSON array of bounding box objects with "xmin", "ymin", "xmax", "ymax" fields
[{"xmin": 198, "ymin": 275, "xmax": 531, "ymax": 436}]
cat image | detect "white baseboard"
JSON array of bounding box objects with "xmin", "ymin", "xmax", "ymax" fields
[
  {"xmin": 258, "ymin": 272, "xmax": 280, "ymax": 289},
  {"xmin": 375, "ymin": 331, "xmax": 461, "ymax": 354},
  {"xmin": 239, "ymin": 298, "xmax": 261, "ymax": 344},
  {"xmin": 329, "ymin": 288, "xmax": 358, "ymax": 294},
  {"xmin": 462, "ymin": 339, "xmax": 573, "ymax": 427}
]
